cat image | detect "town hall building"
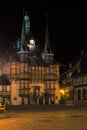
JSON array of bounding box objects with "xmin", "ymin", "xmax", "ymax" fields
[{"xmin": 0, "ymin": 13, "xmax": 60, "ymax": 105}]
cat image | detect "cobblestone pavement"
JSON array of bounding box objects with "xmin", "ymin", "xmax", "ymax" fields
[{"xmin": 0, "ymin": 105, "xmax": 87, "ymax": 130}]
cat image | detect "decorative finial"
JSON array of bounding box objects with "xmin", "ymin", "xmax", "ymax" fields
[
  {"xmin": 23, "ymin": 8, "xmax": 25, "ymax": 11},
  {"xmin": 23, "ymin": 8, "xmax": 25, "ymax": 16},
  {"xmin": 26, "ymin": 11, "xmax": 28, "ymax": 15},
  {"xmin": 46, "ymin": 13, "xmax": 48, "ymax": 16}
]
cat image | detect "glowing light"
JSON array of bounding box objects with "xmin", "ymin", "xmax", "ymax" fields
[
  {"xmin": 27, "ymin": 39, "xmax": 35, "ymax": 51},
  {"xmin": 60, "ymin": 89, "xmax": 65, "ymax": 94},
  {"xmin": 29, "ymin": 39, "xmax": 35, "ymax": 45}
]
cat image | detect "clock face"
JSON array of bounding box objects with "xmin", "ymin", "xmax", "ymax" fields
[
  {"xmin": 27, "ymin": 39, "xmax": 35, "ymax": 51},
  {"xmin": 29, "ymin": 39, "xmax": 35, "ymax": 46}
]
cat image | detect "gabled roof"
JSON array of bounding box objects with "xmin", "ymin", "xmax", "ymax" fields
[{"xmin": 60, "ymin": 51, "xmax": 87, "ymax": 78}]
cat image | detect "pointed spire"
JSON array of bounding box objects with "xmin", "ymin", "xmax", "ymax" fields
[
  {"xmin": 20, "ymin": 9, "xmax": 30, "ymax": 51},
  {"xmin": 44, "ymin": 13, "xmax": 52, "ymax": 53},
  {"xmin": 24, "ymin": 11, "xmax": 30, "ymax": 36},
  {"xmin": 20, "ymin": 19, "xmax": 25, "ymax": 51},
  {"xmin": 20, "ymin": 9, "xmax": 26, "ymax": 51}
]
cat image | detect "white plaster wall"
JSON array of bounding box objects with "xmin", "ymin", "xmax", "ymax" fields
[{"xmin": 11, "ymin": 80, "xmax": 21, "ymax": 105}]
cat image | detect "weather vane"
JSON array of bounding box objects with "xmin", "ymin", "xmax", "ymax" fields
[{"xmin": 23, "ymin": 8, "xmax": 25, "ymax": 16}]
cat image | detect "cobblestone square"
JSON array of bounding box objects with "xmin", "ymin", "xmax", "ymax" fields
[{"xmin": 0, "ymin": 105, "xmax": 87, "ymax": 130}]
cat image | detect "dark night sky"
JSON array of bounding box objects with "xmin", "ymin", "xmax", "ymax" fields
[{"xmin": 0, "ymin": 7, "xmax": 87, "ymax": 65}]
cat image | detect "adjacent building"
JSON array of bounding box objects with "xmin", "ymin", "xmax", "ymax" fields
[{"xmin": 60, "ymin": 51, "xmax": 87, "ymax": 105}]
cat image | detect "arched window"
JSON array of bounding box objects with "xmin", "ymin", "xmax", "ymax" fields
[
  {"xmin": 78, "ymin": 89, "xmax": 81, "ymax": 100},
  {"xmin": 83, "ymin": 89, "xmax": 87, "ymax": 100}
]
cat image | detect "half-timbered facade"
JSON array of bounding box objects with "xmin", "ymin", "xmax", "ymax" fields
[{"xmin": 0, "ymin": 13, "xmax": 60, "ymax": 105}]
